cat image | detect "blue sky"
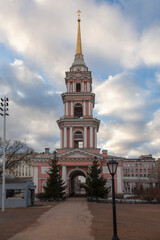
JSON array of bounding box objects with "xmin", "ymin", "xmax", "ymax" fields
[{"xmin": 0, "ymin": 0, "xmax": 160, "ymax": 159}]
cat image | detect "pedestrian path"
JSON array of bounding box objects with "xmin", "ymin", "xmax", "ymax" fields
[{"xmin": 9, "ymin": 198, "xmax": 94, "ymax": 240}]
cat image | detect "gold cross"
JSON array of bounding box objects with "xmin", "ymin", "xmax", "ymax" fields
[{"xmin": 77, "ymin": 10, "xmax": 81, "ymax": 18}]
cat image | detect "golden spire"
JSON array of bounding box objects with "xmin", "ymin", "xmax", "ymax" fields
[{"xmin": 76, "ymin": 10, "xmax": 82, "ymax": 54}]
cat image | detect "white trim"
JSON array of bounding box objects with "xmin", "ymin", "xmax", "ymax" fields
[
  {"xmin": 90, "ymin": 126, "xmax": 93, "ymax": 147},
  {"xmin": 94, "ymin": 127, "xmax": 97, "ymax": 148},
  {"xmin": 81, "ymin": 82, "xmax": 84, "ymax": 92},
  {"xmin": 71, "ymin": 101, "xmax": 73, "ymax": 116},
  {"xmin": 70, "ymin": 127, "xmax": 73, "ymax": 148},
  {"xmin": 84, "ymin": 126, "xmax": 87, "ymax": 148},
  {"xmin": 117, "ymin": 166, "xmax": 123, "ymax": 193},
  {"xmin": 89, "ymin": 101, "xmax": 91, "ymax": 116},
  {"xmin": 66, "ymin": 101, "xmax": 68, "ymax": 116},
  {"xmin": 60, "ymin": 128, "xmax": 62, "ymax": 148},
  {"xmin": 64, "ymin": 127, "xmax": 67, "ymax": 148},
  {"xmin": 83, "ymin": 101, "xmax": 86, "ymax": 116},
  {"xmin": 33, "ymin": 166, "xmax": 38, "ymax": 193},
  {"xmin": 62, "ymin": 165, "xmax": 67, "ymax": 189},
  {"xmin": 87, "ymin": 82, "xmax": 90, "ymax": 92}
]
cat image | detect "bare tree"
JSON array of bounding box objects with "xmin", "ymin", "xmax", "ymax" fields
[{"xmin": 0, "ymin": 138, "xmax": 34, "ymax": 178}]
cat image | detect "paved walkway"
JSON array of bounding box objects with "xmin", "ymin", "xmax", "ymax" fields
[{"xmin": 8, "ymin": 198, "xmax": 94, "ymax": 240}]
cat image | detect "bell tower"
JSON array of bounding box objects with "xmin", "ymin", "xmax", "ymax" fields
[{"xmin": 57, "ymin": 11, "xmax": 100, "ymax": 152}]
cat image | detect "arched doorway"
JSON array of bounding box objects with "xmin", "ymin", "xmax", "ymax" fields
[{"xmin": 68, "ymin": 168, "xmax": 86, "ymax": 196}]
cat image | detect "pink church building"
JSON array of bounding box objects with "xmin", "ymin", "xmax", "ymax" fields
[{"xmin": 33, "ymin": 13, "xmax": 123, "ymax": 196}]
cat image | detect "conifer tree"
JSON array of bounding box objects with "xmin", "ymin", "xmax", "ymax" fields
[
  {"xmin": 85, "ymin": 158, "xmax": 110, "ymax": 200},
  {"xmin": 43, "ymin": 151, "xmax": 66, "ymax": 200}
]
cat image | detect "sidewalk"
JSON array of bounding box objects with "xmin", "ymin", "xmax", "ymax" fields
[{"xmin": 5, "ymin": 198, "xmax": 94, "ymax": 240}]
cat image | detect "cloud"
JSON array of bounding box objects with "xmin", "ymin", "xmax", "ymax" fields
[
  {"xmin": 0, "ymin": 0, "xmax": 160, "ymax": 84},
  {"xmin": 0, "ymin": 0, "xmax": 160, "ymax": 158},
  {"xmin": 94, "ymin": 72, "xmax": 149, "ymax": 121},
  {"xmin": 0, "ymin": 59, "xmax": 62, "ymax": 151},
  {"xmin": 95, "ymin": 71, "xmax": 160, "ymax": 157}
]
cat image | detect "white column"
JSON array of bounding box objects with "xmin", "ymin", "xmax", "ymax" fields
[
  {"xmin": 91, "ymin": 102, "xmax": 93, "ymax": 116},
  {"xmin": 62, "ymin": 165, "xmax": 67, "ymax": 188},
  {"xmin": 33, "ymin": 166, "xmax": 38, "ymax": 193},
  {"xmin": 71, "ymin": 101, "xmax": 73, "ymax": 116},
  {"xmin": 70, "ymin": 127, "xmax": 73, "ymax": 148},
  {"xmin": 94, "ymin": 127, "xmax": 97, "ymax": 148},
  {"xmin": 64, "ymin": 127, "xmax": 67, "ymax": 148},
  {"xmin": 64, "ymin": 101, "xmax": 66, "ymax": 116},
  {"xmin": 73, "ymin": 82, "xmax": 75, "ymax": 92},
  {"xmin": 117, "ymin": 166, "xmax": 123, "ymax": 193},
  {"xmin": 89, "ymin": 101, "xmax": 91, "ymax": 116},
  {"xmin": 66, "ymin": 101, "xmax": 68, "ymax": 116},
  {"xmin": 81, "ymin": 82, "xmax": 84, "ymax": 92},
  {"xmin": 87, "ymin": 82, "xmax": 90, "ymax": 92},
  {"xmin": 90, "ymin": 126, "xmax": 93, "ymax": 147},
  {"xmin": 84, "ymin": 127, "xmax": 87, "ymax": 148},
  {"xmin": 83, "ymin": 101, "xmax": 86, "ymax": 116},
  {"xmin": 60, "ymin": 128, "xmax": 62, "ymax": 148}
]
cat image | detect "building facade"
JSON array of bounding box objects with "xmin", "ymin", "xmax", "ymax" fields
[
  {"xmin": 33, "ymin": 14, "xmax": 123, "ymax": 195},
  {"xmin": 32, "ymin": 14, "xmax": 158, "ymax": 196}
]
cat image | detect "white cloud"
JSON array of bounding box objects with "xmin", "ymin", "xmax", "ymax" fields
[
  {"xmin": 0, "ymin": 0, "xmax": 160, "ymax": 157},
  {"xmin": 94, "ymin": 72, "xmax": 149, "ymax": 120}
]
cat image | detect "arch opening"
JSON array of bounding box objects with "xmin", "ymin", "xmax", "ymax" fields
[
  {"xmin": 74, "ymin": 130, "xmax": 83, "ymax": 148},
  {"xmin": 74, "ymin": 103, "xmax": 83, "ymax": 118},
  {"xmin": 68, "ymin": 169, "xmax": 86, "ymax": 196}
]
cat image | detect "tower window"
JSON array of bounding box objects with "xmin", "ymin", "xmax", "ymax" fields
[
  {"xmin": 74, "ymin": 130, "xmax": 83, "ymax": 148},
  {"xmin": 76, "ymin": 83, "xmax": 81, "ymax": 92},
  {"xmin": 74, "ymin": 103, "xmax": 83, "ymax": 118}
]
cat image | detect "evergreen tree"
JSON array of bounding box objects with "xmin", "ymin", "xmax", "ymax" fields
[
  {"xmin": 43, "ymin": 151, "xmax": 66, "ymax": 200},
  {"xmin": 85, "ymin": 158, "xmax": 110, "ymax": 200}
]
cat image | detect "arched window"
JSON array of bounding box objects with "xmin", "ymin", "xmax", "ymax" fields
[
  {"xmin": 74, "ymin": 130, "xmax": 83, "ymax": 148},
  {"xmin": 74, "ymin": 103, "xmax": 83, "ymax": 118}
]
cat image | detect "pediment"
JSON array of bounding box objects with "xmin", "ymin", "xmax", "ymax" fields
[
  {"xmin": 66, "ymin": 153, "xmax": 88, "ymax": 158},
  {"xmin": 57, "ymin": 149, "xmax": 103, "ymax": 159}
]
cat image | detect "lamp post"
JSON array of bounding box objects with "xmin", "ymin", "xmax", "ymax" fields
[
  {"xmin": 0, "ymin": 97, "xmax": 9, "ymax": 212},
  {"xmin": 107, "ymin": 159, "xmax": 120, "ymax": 240}
]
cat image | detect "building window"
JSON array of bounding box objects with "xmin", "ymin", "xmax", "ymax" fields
[
  {"xmin": 127, "ymin": 164, "xmax": 130, "ymax": 167},
  {"xmin": 123, "ymin": 164, "xmax": 126, "ymax": 167},
  {"xmin": 131, "ymin": 164, "xmax": 134, "ymax": 167},
  {"xmin": 132, "ymin": 174, "xmax": 134, "ymax": 177},
  {"xmin": 140, "ymin": 169, "xmax": 142, "ymax": 172},
  {"xmin": 128, "ymin": 174, "xmax": 130, "ymax": 177},
  {"xmin": 6, "ymin": 189, "xmax": 25, "ymax": 199},
  {"xmin": 144, "ymin": 163, "xmax": 146, "ymax": 167},
  {"xmin": 128, "ymin": 169, "xmax": 130, "ymax": 172},
  {"xmin": 136, "ymin": 169, "xmax": 138, "ymax": 173},
  {"xmin": 74, "ymin": 103, "xmax": 83, "ymax": 118},
  {"xmin": 136, "ymin": 174, "xmax": 138, "ymax": 177},
  {"xmin": 76, "ymin": 83, "xmax": 81, "ymax": 92},
  {"xmin": 144, "ymin": 174, "xmax": 146, "ymax": 177},
  {"xmin": 140, "ymin": 174, "xmax": 142, "ymax": 177},
  {"xmin": 135, "ymin": 163, "xmax": 138, "ymax": 167},
  {"xmin": 74, "ymin": 130, "xmax": 83, "ymax": 148}
]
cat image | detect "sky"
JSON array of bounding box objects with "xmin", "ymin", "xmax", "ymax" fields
[{"xmin": 0, "ymin": 0, "xmax": 160, "ymax": 159}]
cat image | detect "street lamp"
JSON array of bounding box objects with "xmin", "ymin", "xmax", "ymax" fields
[
  {"xmin": 0, "ymin": 97, "xmax": 9, "ymax": 212},
  {"xmin": 107, "ymin": 159, "xmax": 120, "ymax": 240}
]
